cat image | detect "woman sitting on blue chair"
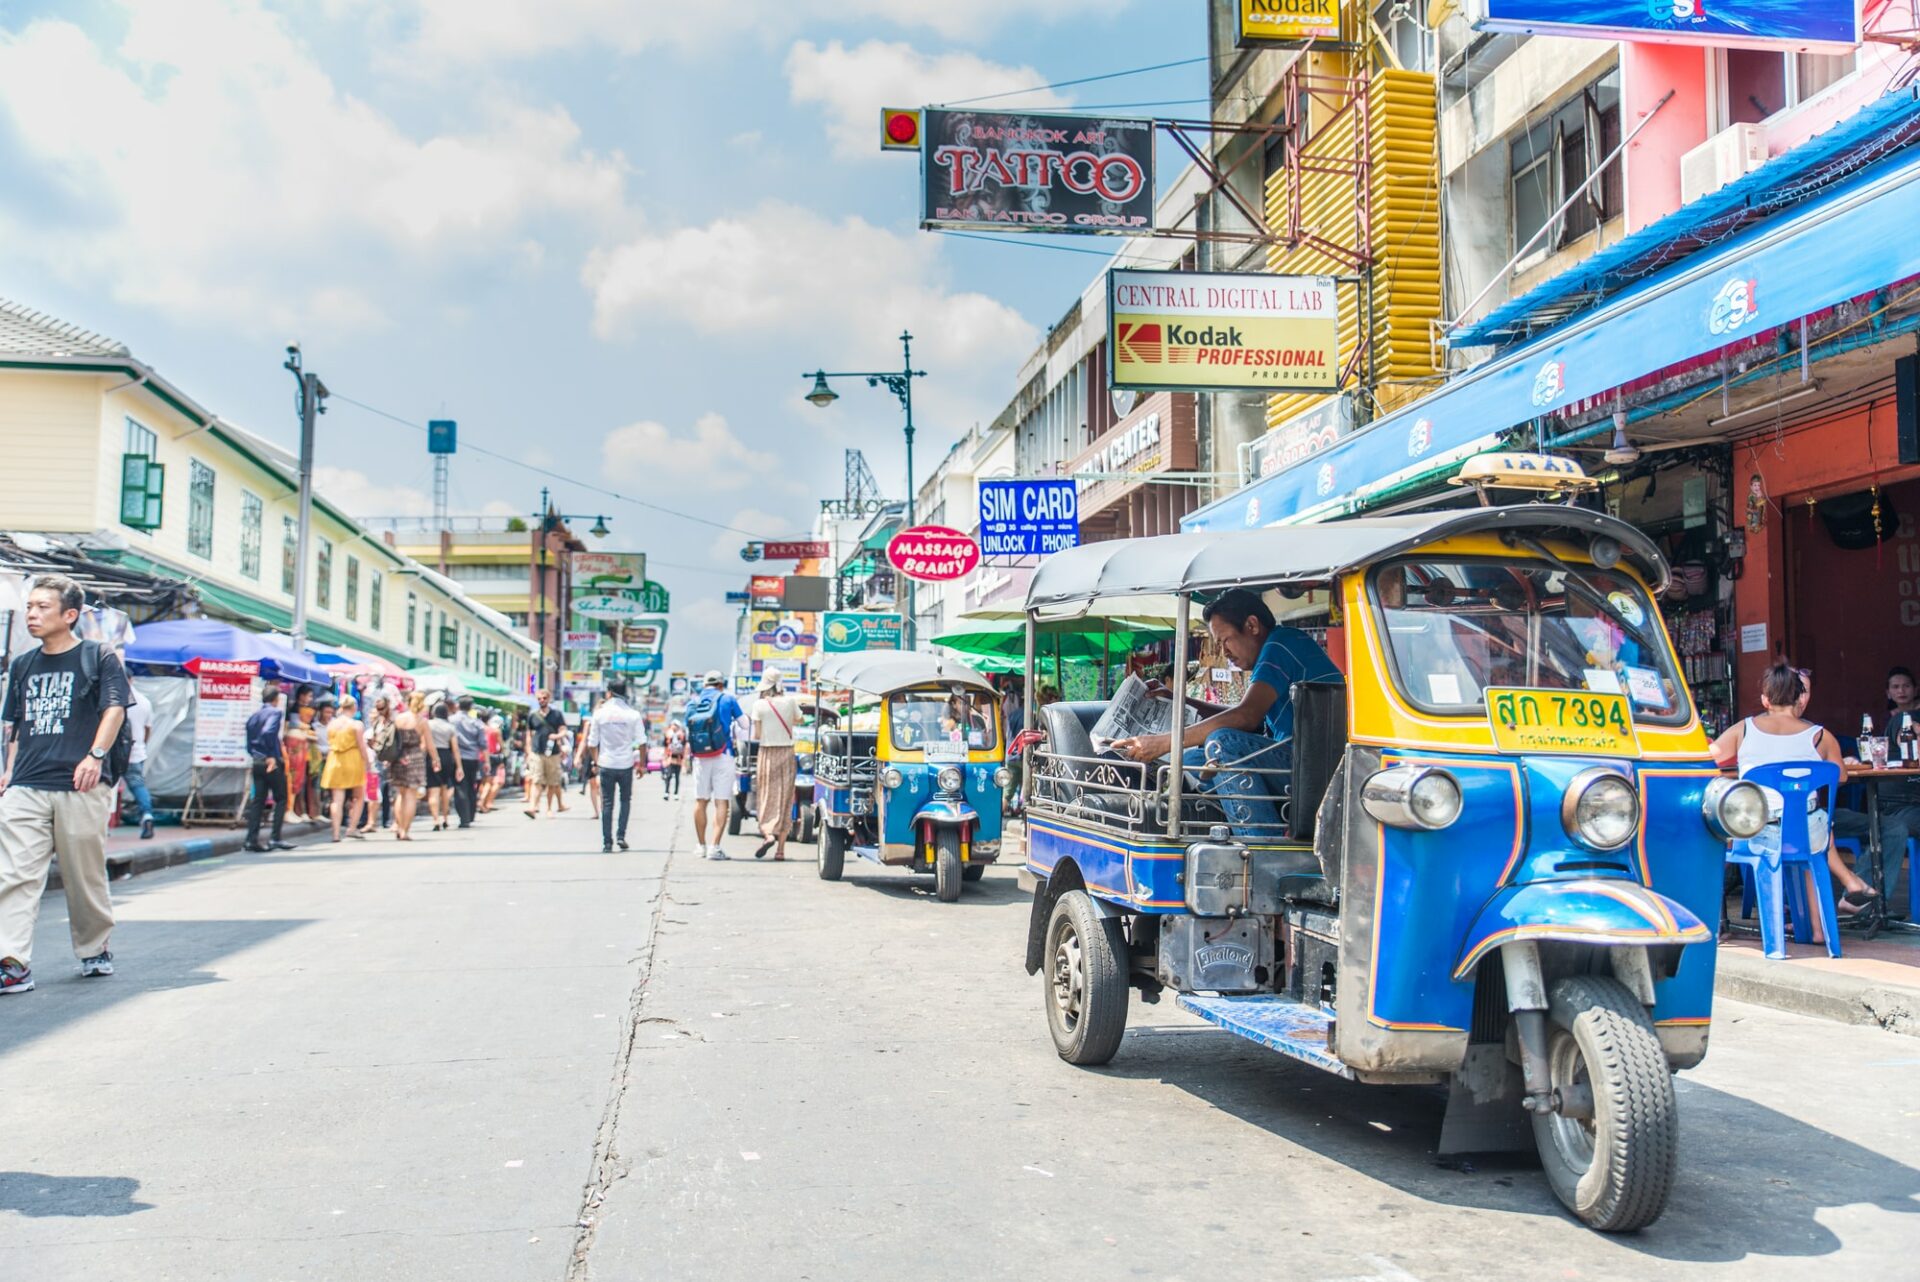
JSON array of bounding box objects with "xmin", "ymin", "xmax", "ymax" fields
[{"xmin": 1709, "ymin": 662, "xmax": 1878, "ymax": 915}]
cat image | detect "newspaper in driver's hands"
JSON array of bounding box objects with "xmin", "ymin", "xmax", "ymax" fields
[{"xmin": 1088, "ymin": 674, "xmax": 1173, "ymax": 755}]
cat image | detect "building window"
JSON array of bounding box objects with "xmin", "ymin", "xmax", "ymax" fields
[
  {"xmin": 407, "ymin": 594, "xmax": 417, "ymax": 645},
  {"xmin": 1718, "ymin": 48, "xmax": 1856, "ymax": 127},
  {"xmin": 282, "ymin": 517, "xmax": 298, "ymax": 593},
  {"xmin": 186, "ymin": 460, "xmax": 215, "ymax": 558},
  {"xmin": 238, "ymin": 491, "xmax": 263, "ymax": 579},
  {"xmin": 316, "ymin": 538, "xmax": 332, "ymax": 610},
  {"xmin": 119, "ymin": 421, "xmax": 164, "ymax": 531},
  {"xmin": 345, "ymin": 556, "xmax": 360, "ymax": 622},
  {"xmin": 439, "ymin": 622, "xmax": 459, "ymax": 662},
  {"xmin": 369, "ymin": 576, "xmax": 383, "ymax": 631},
  {"xmin": 1510, "ymin": 70, "xmax": 1621, "ymax": 258},
  {"xmin": 1373, "ymin": 0, "xmax": 1429, "ymax": 72}
]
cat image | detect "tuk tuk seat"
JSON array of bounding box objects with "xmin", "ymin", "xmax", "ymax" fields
[
  {"xmin": 1035, "ymin": 701, "xmax": 1232, "ymax": 833},
  {"xmin": 818, "ymin": 730, "xmax": 878, "ymax": 759}
]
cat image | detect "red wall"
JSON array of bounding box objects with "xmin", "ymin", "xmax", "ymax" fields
[{"xmin": 1621, "ymin": 42, "xmax": 1710, "ymax": 233}]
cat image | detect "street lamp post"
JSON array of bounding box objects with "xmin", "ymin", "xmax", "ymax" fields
[
  {"xmin": 531, "ymin": 486, "xmax": 611, "ymax": 694},
  {"xmin": 802, "ymin": 330, "xmax": 926, "ymax": 646}
]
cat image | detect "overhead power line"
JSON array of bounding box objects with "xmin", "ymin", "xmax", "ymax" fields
[
  {"xmin": 933, "ymin": 55, "xmax": 1210, "ymax": 108},
  {"xmin": 330, "ymin": 393, "xmax": 803, "ymax": 540}
]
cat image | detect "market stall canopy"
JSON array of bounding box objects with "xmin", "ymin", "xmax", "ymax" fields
[
  {"xmin": 932, "ymin": 622, "xmax": 1171, "ymax": 665},
  {"xmin": 812, "ymin": 650, "xmax": 996, "ymax": 696},
  {"xmin": 1027, "ymin": 505, "xmax": 1667, "ymax": 615},
  {"xmin": 313, "ymin": 643, "xmax": 415, "ymax": 690},
  {"xmin": 408, "ymin": 665, "xmax": 515, "ymax": 701},
  {"xmin": 125, "ymin": 618, "xmax": 334, "ymax": 685}
]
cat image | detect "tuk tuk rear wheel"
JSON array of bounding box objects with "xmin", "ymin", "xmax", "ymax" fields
[
  {"xmin": 962, "ymin": 864, "xmax": 987, "ymax": 883},
  {"xmin": 1043, "ymin": 890, "xmax": 1128, "ymax": 1065},
  {"xmin": 819, "ymin": 820, "xmax": 846, "ymax": 882},
  {"xmin": 933, "ymin": 828, "xmax": 963, "ymax": 902},
  {"xmin": 799, "ymin": 806, "xmax": 818, "ymax": 845},
  {"xmin": 1531, "ymin": 975, "xmax": 1677, "ymax": 1233},
  {"xmin": 727, "ymin": 795, "xmax": 744, "ymax": 837}
]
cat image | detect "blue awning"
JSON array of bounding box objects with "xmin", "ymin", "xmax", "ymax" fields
[
  {"xmin": 1451, "ymin": 86, "xmax": 1920, "ymax": 348},
  {"xmin": 1185, "ymin": 140, "xmax": 1920, "ymax": 533}
]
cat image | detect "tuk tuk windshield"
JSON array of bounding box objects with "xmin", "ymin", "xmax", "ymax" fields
[
  {"xmin": 888, "ymin": 690, "xmax": 998, "ymax": 752},
  {"xmin": 1370, "ymin": 558, "xmax": 1687, "ymax": 724}
]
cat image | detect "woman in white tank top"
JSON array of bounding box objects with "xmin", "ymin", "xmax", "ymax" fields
[{"xmin": 1710, "ymin": 662, "xmax": 1877, "ymax": 912}]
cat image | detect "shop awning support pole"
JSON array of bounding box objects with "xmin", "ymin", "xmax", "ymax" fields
[
  {"xmin": 1022, "ymin": 617, "xmax": 1037, "ymax": 808},
  {"xmin": 1167, "ymin": 595, "xmax": 1191, "ymax": 841},
  {"xmin": 1446, "ymin": 89, "xmax": 1675, "ymax": 334}
]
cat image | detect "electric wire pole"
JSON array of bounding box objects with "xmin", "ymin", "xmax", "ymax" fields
[{"xmin": 284, "ymin": 345, "xmax": 328, "ymax": 653}]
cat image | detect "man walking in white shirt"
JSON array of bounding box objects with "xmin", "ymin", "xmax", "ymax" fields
[{"xmin": 586, "ymin": 679, "xmax": 644, "ymax": 852}]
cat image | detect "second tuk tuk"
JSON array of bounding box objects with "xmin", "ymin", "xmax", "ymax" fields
[
  {"xmin": 1016, "ymin": 495, "xmax": 1767, "ymax": 1231},
  {"xmin": 812, "ymin": 651, "xmax": 1011, "ymax": 901}
]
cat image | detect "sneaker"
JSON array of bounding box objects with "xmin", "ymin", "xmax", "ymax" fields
[
  {"xmin": 0, "ymin": 959, "xmax": 32, "ymax": 994},
  {"xmin": 602, "ymin": 842, "xmax": 614, "ymax": 853},
  {"xmin": 709, "ymin": 849, "xmax": 731, "ymax": 861},
  {"xmin": 80, "ymin": 952, "xmax": 113, "ymax": 978},
  {"xmin": 243, "ymin": 842, "xmax": 270, "ymax": 853},
  {"xmin": 617, "ymin": 838, "xmax": 629, "ymax": 851},
  {"xmin": 139, "ymin": 815, "xmax": 154, "ymax": 840}
]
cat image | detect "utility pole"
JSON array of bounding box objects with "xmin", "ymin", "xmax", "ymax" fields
[{"xmin": 284, "ymin": 345, "xmax": 327, "ymax": 652}]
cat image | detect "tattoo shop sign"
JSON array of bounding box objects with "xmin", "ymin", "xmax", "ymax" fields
[{"xmin": 922, "ymin": 109, "xmax": 1155, "ymax": 235}]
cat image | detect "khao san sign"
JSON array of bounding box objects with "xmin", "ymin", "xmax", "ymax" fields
[{"xmin": 886, "ymin": 525, "xmax": 981, "ymax": 583}]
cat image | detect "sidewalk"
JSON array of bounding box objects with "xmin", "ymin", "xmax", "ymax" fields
[{"xmin": 1716, "ymin": 925, "xmax": 1920, "ymax": 1038}]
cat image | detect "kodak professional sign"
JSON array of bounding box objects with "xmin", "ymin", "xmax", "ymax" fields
[
  {"xmin": 1109, "ymin": 269, "xmax": 1340, "ymax": 393},
  {"xmin": 1237, "ymin": 0, "xmax": 1342, "ymax": 45}
]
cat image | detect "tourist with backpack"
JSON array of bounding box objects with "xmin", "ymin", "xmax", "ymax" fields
[
  {"xmin": 686, "ymin": 670, "xmax": 744, "ymax": 859},
  {"xmin": 0, "ymin": 575, "xmax": 134, "ymax": 994}
]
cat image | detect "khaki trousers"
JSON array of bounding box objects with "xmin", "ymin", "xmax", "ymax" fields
[{"xmin": 0, "ymin": 784, "xmax": 115, "ymax": 967}]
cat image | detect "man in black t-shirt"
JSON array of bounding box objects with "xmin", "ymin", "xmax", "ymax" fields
[
  {"xmin": 522, "ymin": 689, "xmax": 569, "ymax": 819},
  {"xmin": 0, "ymin": 575, "xmax": 132, "ymax": 994}
]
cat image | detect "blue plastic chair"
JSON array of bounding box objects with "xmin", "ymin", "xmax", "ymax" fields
[{"xmin": 1727, "ymin": 761, "xmax": 1843, "ymax": 960}]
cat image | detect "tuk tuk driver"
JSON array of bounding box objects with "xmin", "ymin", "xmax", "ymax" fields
[{"xmin": 1113, "ymin": 588, "xmax": 1342, "ymax": 837}]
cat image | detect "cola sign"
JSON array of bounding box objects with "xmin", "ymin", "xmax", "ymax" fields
[
  {"xmin": 921, "ymin": 109, "xmax": 1156, "ymax": 236},
  {"xmin": 886, "ymin": 525, "xmax": 981, "ymax": 583}
]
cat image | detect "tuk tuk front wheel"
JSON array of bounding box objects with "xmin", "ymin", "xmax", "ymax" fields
[
  {"xmin": 819, "ymin": 820, "xmax": 846, "ymax": 882},
  {"xmin": 1043, "ymin": 890, "xmax": 1128, "ymax": 1065},
  {"xmin": 799, "ymin": 806, "xmax": 818, "ymax": 845},
  {"xmin": 933, "ymin": 828, "xmax": 963, "ymax": 902},
  {"xmin": 962, "ymin": 864, "xmax": 987, "ymax": 883},
  {"xmin": 727, "ymin": 795, "xmax": 744, "ymax": 837},
  {"xmin": 1531, "ymin": 975, "xmax": 1677, "ymax": 1233}
]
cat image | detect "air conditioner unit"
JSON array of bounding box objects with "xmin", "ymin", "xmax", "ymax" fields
[{"xmin": 1680, "ymin": 123, "xmax": 1767, "ymax": 204}]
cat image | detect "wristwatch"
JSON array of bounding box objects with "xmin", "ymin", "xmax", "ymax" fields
[{"xmin": 89, "ymin": 746, "xmax": 108, "ymax": 761}]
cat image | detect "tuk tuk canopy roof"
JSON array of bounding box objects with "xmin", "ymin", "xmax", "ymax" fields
[
  {"xmin": 1026, "ymin": 505, "xmax": 1668, "ymax": 615},
  {"xmin": 810, "ymin": 650, "xmax": 997, "ymax": 696}
]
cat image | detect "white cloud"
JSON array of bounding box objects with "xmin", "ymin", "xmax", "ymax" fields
[
  {"xmin": 707, "ymin": 507, "xmax": 800, "ymax": 562},
  {"xmin": 0, "ymin": 1, "xmax": 628, "ymax": 333},
  {"xmin": 786, "ymin": 40, "xmax": 1069, "ymax": 159},
  {"xmin": 581, "ymin": 202, "xmax": 1039, "ymax": 423},
  {"xmin": 315, "ymin": 465, "xmax": 517, "ymax": 521},
  {"xmin": 600, "ymin": 413, "xmax": 781, "ymax": 494}
]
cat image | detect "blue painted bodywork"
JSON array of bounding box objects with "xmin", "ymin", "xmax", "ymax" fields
[
  {"xmin": 1026, "ymin": 816, "xmax": 1308, "ymax": 911},
  {"xmin": 880, "ymin": 765, "xmax": 1003, "ymax": 846},
  {"xmin": 1177, "ymin": 995, "xmax": 1353, "ymax": 1078}
]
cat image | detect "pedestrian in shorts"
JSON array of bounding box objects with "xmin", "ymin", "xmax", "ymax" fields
[
  {"xmin": 0, "ymin": 576, "xmax": 133, "ymax": 994},
  {"xmin": 523, "ymin": 689, "xmax": 568, "ymax": 818}
]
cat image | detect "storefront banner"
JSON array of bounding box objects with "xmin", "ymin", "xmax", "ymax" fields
[
  {"xmin": 760, "ymin": 659, "xmax": 805, "ymax": 689},
  {"xmin": 1185, "ymin": 149, "xmax": 1920, "ymax": 532},
  {"xmin": 1237, "ymin": 0, "xmax": 1342, "ymax": 45},
  {"xmin": 620, "ymin": 621, "xmax": 665, "ymax": 652},
  {"xmin": 724, "ymin": 590, "xmax": 752, "ymax": 604},
  {"xmin": 749, "ymin": 575, "xmax": 784, "ymax": 606},
  {"xmin": 886, "ymin": 525, "xmax": 982, "ymax": 583},
  {"xmin": 922, "ymin": 109, "xmax": 1156, "ymax": 236},
  {"xmin": 751, "ymin": 623, "xmax": 819, "ymax": 653},
  {"xmin": 607, "ymin": 652, "xmax": 664, "ymax": 673},
  {"xmin": 571, "ymin": 594, "xmax": 652, "ymax": 621},
  {"xmin": 562, "ymin": 631, "xmax": 603, "ymax": 652},
  {"xmin": 1109, "ymin": 269, "xmax": 1339, "ymax": 392},
  {"xmin": 822, "ymin": 612, "xmax": 905, "ymax": 653},
  {"xmin": 1246, "ymin": 393, "xmax": 1357, "ymax": 478},
  {"xmin": 764, "ymin": 540, "xmax": 830, "ymax": 560},
  {"xmin": 1477, "ymin": 0, "xmax": 1859, "ymax": 49},
  {"xmin": 189, "ymin": 658, "xmax": 258, "ymax": 768},
  {"xmin": 562, "ymin": 669, "xmax": 603, "ymax": 690},
  {"xmin": 1075, "ymin": 410, "xmax": 1165, "ymax": 481},
  {"xmin": 978, "ymin": 480, "xmax": 1080, "ymax": 557},
  {"xmin": 571, "ymin": 552, "xmax": 646, "ymax": 591}
]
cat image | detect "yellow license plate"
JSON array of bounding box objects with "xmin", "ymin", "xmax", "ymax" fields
[{"xmin": 1486, "ymin": 687, "xmax": 1638, "ymax": 757}]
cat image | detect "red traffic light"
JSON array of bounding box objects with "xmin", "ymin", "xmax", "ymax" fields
[{"xmin": 880, "ymin": 108, "xmax": 921, "ymax": 152}]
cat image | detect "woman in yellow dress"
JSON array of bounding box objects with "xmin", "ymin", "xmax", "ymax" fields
[{"xmin": 321, "ymin": 696, "xmax": 371, "ymax": 842}]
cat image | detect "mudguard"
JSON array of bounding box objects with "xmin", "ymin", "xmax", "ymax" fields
[
  {"xmin": 1452, "ymin": 878, "xmax": 1711, "ymax": 980},
  {"xmin": 917, "ymin": 798, "xmax": 978, "ymax": 826}
]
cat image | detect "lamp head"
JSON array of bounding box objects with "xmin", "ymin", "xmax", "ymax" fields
[
  {"xmin": 590, "ymin": 516, "xmax": 610, "ymax": 539},
  {"xmin": 805, "ymin": 372, "xmax": 838, "ymax": 409}
]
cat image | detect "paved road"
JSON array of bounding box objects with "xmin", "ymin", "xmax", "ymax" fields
[{"xmin": 5, "ymin": 784, "xmax": 1917, "ymax": 1280}]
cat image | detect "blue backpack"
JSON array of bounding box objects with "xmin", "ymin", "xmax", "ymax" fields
[{"xmin": 685, "ymin": 690, "xmax": 727, "ymax": 756}]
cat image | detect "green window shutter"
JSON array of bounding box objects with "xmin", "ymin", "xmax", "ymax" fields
[{"xmin": 119, "ymin": 455, "xmax": 165, "ymax": 530}]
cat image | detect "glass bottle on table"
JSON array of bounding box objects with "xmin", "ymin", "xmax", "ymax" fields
[{"xmin": 1902, "ymin": 714, "xmax": 1918, "ymax": 767}]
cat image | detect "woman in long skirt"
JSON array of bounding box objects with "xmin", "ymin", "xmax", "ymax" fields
[{"xmin": 751, "ymin": 677, "xmax": 800, "ymax": 860}]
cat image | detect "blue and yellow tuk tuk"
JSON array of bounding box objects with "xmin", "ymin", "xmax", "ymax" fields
[
  {"xmin": 1017, "ymin": 495, "xmax": 1766, "ymax": 1230},
  {"xmin": 812, "ymin": 651, "xmax": 1011, "ymax": 901}
]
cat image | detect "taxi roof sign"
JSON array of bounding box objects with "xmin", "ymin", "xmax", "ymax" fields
[
  {"xmin": 1449, "ymin": 452, "xmax": 1597, "ymax": 495},
  {"xmin": 880, "ymin": 107, "xmax": 921, "ymax": 152}
]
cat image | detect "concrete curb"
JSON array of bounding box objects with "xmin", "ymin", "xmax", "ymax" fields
[
  {"xmin": 1716, "ymin": 949, "xmax": 1920, "ymax": 1038},
  {"xmin": 49, "ymin": 821, "xmax": 331, "ymax": 893}
]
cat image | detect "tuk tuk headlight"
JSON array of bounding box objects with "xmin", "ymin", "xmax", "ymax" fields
[
  {"xmin": 936, "ymin": 766, "xmax": 964, "ymax": 794},
  {"xmin": 1563, "ymin": 768, "xmax": 1639, "ymax": 851},
  {"xmin": 882, "ymin": 767, "xmax": 904, "ymax": 789},
  {"xmin": 1703, "ymin": 777, "xmax": 1767, "ymax": 840},
  {"xmin": 1362, "ymin": 765, "xmax": 1462, "ymax": 830},
  {"xmin": 993, "ymin": 766, "xmax": 1012, "ymax": 787}
]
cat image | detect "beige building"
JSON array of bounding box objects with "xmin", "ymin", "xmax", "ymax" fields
[{"xmin": 0, "ymin": 299, "xmax": 536, "ymax": 688}]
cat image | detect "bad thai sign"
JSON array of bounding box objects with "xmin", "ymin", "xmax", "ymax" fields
[
  {"xmin": 921, "ymin": 109, "xmax": 1155, "ymax": 235},
  {"xmin": 1109, "ymin": 269, "xmax": 1340, "ymax": 393}
]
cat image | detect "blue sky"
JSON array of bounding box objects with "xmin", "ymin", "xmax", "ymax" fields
[{"xmin": 0, "ymin": 0, "xmax": 1207, "ymax": 670}]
